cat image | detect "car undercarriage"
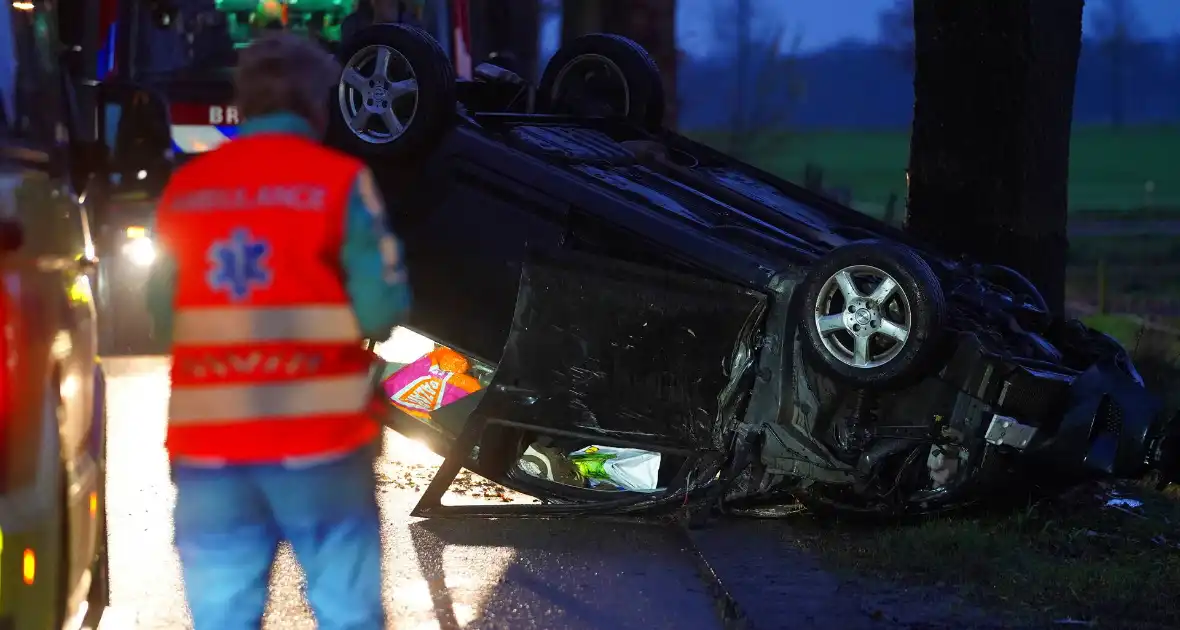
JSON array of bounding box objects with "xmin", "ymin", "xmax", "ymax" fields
[
  {"xmin": 325, "ymin": 26, "xmax": 1180, "ymax": 521},
  {"xmin": 105, "ymin": 20, "xmax": 1180, "ymax": 520}
]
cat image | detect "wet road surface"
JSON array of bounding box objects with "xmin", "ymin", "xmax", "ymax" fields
[
  {"xmin": 687, "ymin": 520, "xmax": 1008, "ymax": 629},
  {"xmin": 102, "ymin": 357, "xmax": 723, "ymax": 629}
]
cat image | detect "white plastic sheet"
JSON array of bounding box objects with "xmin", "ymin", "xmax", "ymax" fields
[{"xmin": 567, "ymin": 445, "xmax": 662, "ymax": 492}]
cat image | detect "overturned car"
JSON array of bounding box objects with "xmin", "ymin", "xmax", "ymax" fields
[{"xmin": 341, "ymin": 25, "xmax": 1180, "ymax": 518}]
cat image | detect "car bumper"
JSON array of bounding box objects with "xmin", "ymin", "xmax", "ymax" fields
[{"xmin": 942, "ymin": 332, "xmax": 1162, "ymax": 480}]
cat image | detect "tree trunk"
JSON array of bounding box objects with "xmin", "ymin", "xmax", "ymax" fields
[
  {"xmin": 561, "ymin": 0, "xmax": 603, "ymax": 43},
  {"xmin": 371, "ymin": 0, "xmax": 398, "ymax": 23},
  {"xmin": 469, "ymin": 0, "xmax": 541, "ymax": 82},
  {"xmin": 729, "ymin": 0, "xmax": 752, "ymax": 153},
  {"xmin": 562, "ymin": 0, "xmax": 679, "ymax": 128},
  {"xmin": 906, "ymin": 0, "xmax": 1082, "ymax": 314},
  {"xmin": 1109, "ymin": 41, "xmax": 1125, "ymax": 127}
]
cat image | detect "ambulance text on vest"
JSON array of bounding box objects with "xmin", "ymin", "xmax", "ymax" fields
[{"xmin": 170, "ymin": 185, "xmax": 328, "ymax": 212}]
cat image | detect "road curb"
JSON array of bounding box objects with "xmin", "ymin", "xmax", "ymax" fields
[{"xmin": 677, "ymin": 524, "xmax": 753, "ymax": 630}]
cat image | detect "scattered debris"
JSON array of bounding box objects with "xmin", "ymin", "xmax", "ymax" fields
[
  {"xmin": 376, "ymin": 461, "xmax": 518, "ymax": 501},
  {"xmin": 375, "ymin": 432, "xmax": 522, "ymax": 502}
]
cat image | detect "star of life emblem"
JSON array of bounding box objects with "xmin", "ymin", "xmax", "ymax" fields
[{"xmin": 206, "ymin": 228, "xmax": 273, "ymax": 301}]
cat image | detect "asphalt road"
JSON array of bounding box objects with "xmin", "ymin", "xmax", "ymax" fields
[{"xmin": 99, "ymin": 357, "xmax": 724, "ymax": 630}]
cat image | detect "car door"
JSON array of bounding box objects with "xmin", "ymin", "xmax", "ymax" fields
[
  {"xmin": 471, "ymin": 156, "xmax": 771, "ymax": 452},
  {"xmin": 1, "ymin": 0, "xmax": 100, "ymax": 613},
  {"xmin": 394, "ymin": 129, "xmax": 768, "ymax": 453},
  {"xmin": 398, "ymin": 138, "xmax": 571, "ymax": 364}
]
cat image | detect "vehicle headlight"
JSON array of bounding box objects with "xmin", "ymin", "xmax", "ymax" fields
[{"xmin": 122, "ymin": 235, "xmax": 156, "ymax": 267}]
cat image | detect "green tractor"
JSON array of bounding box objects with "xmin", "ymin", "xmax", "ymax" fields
[{"xmin": 213, "ymin": 0, "xmax": 353, "ymax": 43}]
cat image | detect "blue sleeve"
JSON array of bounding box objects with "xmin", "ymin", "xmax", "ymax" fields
[
  {"xmin": 340, "ymin": 168, "xmax": 411, "ymax": 339},
  {"xmin": 144, "ymin": 222, "xmax": 177, "ymax": 345}
]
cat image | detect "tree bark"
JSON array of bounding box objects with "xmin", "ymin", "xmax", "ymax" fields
[
  {"xmin": 562, "ymin": 0, "xmax": 679, "ymax": 128},
  {"xmin": 906, "ymin": 0, "xmax": 1083, "ymax": 314},
  {"xmin": 469, "ymin": 0, "xmax": 541, "ymax": 82},
  {"xmin": 561, "ymin": 0, "xmax": 603, "ymax": 43},
  {"xmin": 371, "ymin": 0, "xmax": 398, "ymax": 23}
]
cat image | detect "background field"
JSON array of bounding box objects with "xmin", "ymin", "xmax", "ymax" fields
[
  {"xmin": 693, "ymin": 126, "xmax": 1180, "ymax": 215},
  {"xmin": 689, "ymin": 125, "xmax": 1180, "ymax": 317}
]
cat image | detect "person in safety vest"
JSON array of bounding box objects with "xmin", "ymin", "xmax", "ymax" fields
[{"xmin": 145, "ymin": 32, "xmax": 409, "ymax": 630}]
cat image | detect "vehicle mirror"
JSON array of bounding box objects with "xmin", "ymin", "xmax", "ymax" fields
[
  {"xmin": 98, "ymin": 83, "xmax": 174, "ymax": 199},
  {"xmin": 148, "ymin": 0, "xmax": 180, "ymax": 28},
  {"xmin": 0, "ymin": 219, "xmax": 23, "ymax": 253}
]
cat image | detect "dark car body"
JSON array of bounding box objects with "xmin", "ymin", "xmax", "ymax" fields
[
  {"xmin": 377, "ymin": 113, "xmax": 1163, "ymax": 513},
  {"xmin": 88, "ymin": 0, "xmax": 465, "ymax": 355},
  {"xmin": 0, "ymin": 1, "xmax": 110, "ymax": 627},
  {"xmin": 339, "ymin": 28, "xmax": 1174, "ymax": 518},
  {"xmin": 89, "ymin": 12, "xmax": 1176, "ymax": 519}
]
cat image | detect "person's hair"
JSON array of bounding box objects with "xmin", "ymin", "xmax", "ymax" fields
[{"xmin": 234, "ymin": 32, "xmax": 341, "ymax": 123}]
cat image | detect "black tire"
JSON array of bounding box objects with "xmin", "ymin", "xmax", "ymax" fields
[
  {"xmin": 328, "ymin": 24, "xmax": 456, "ymax": 159},
  {"xmin": 47, "ymin": 379, "xmax": 70, "ymax": 630},
  {"xmin": 798, "ymin": 240, "xmax": 946, "ymax": 389},
  {"xmin": 537, "ymin": 33, "xmax": 665, "ymax": 129},
  {"xmin": 54, "ymin": 471, "xmax": 70, "ymax": 630},
  {"xmin": 86, "ymin": 372, "xmax": 111, "ymax": 625}
]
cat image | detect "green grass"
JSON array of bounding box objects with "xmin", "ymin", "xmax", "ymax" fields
[
  {"xmin": 781, "ymin": 314, "xmax": 1180, "ymax": 626},
  {"xmin": 692, "ymin": 126, "xmax": 1180, "ymax": 213},
  {"xmin": 1069, "ymin": 235, "xmax": 1180, "ymax": 263},
  {"xmin": 1081, "ymin": 314, "xmax": 1180, "ymax": 352},
  {"xmin": 1081, "ymin": 314, "xmax": 1150, "ymax": 347},
  {"xmin": 792, "ymin": 482, "xmax": 1180, "ymax": 628}
]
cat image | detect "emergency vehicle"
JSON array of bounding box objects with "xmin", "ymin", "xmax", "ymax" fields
[
  {"xmin": 1, "ymin": 1, "xmax": 112, "ymax": 628},
  {"xmin": 91, "ymin": 0, "xmax": 475, "ymax": 354}
]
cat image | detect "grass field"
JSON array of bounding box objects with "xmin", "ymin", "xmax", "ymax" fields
[
  {"xmin": 688, "ymin": 124, "xmax": 1180, "ymax": 625},
  {"xmin": 692, "ymin": 126, "xmax": 1180, "ymax": 213},
  {"xmin": 798, "ymin": 312, "xmax": 1180, "ymax": 627},
  {"xmin": 797, "ymin": 481, "xmax": 1180, "ymax": 628}
]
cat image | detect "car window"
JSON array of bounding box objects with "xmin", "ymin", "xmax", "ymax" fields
[
  {"xmin": 0, "ymin": 3, "xmax": 83, "ymax": 258},
  {"xmin": 2, "ymin": 1, "xmax": 65, "ymax": 148},
  {"xmin": 0, "ymin": 3, "xmax": 16, "ymax": 135}
]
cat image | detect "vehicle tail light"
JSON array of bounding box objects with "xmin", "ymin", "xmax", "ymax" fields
[
  {"xmin": 22, "ymin": 547, "xmax": 35, "ymax": 585},
  {"xmin": 0, "ymin": 277, "xmax": 17, "ymax": 490}
]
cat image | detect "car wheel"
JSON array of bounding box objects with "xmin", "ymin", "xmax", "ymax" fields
[
  {"xmin": 330, "ymin": 24, "xmax": 456, "ymax": 159},
  {"xmin": 537, "ymin": 33, "xmax": 665, "ymax": 129},
  {"xmin": 86, "ymin": 373, "xmax": 111, "ymax": 624},
  {"xmin": 798, "ymin": 240, "xmax": 946, "ymax": 389},
  {"xmin": 51, "ymin": 387, "xmax": 70, "ymax": 630}
]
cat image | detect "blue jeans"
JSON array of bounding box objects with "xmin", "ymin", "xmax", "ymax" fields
[{"xmin": 172, "ymin": 445, "xmax": 384, "ymax": 630}]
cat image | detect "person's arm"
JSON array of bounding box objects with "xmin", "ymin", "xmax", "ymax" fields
[
  {"xmin": 144, "ymin": 224, "xmax": 178, "ymax": 345},
  {"xmin": 341, "ymin": 167, "xmax": 411, "ymax": 340}
]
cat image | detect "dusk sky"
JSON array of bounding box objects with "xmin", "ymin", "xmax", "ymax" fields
[
  {"xmin": 677, "ymin": 0, "xmax": 1180, "ymax": 53},
  {"xmin": 542, "ymin": 0, "xmax": 1180, "ymax": 57}
]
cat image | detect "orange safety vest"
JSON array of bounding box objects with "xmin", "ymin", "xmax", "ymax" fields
[{"xmin": 155, "ymin": 133, "xmax": 380, "ymax": 465}]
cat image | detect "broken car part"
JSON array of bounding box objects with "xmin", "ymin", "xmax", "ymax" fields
[{"xmin": 322, "ymin": 28, "xmax": 1178, "ymax": 518}]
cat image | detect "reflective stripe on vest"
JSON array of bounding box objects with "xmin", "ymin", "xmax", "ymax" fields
[
  {"xmin": 157, "ymin": 133, "xmax": 376, "ymax": 464},
  {"xmin": 168, "ymin": 373, "xmax": 373, "ymax": 425},
  {"xmin": 173, "ymin": 305, "xmax": 361, "ymax": 344}
]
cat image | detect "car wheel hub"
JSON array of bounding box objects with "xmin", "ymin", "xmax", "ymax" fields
[
  {"xmin": 814, "ymin": 265, "xmax": 913, "ymax": 368},
  {"xmin": 850, "ymin": 305, "xmax": 874, "ymax": 328},
  {"xmin": 549, "ymin": 53, "xmax": 631, "ymax": 118},
  {"xmin": 339, "ymin": 45, "xmax": 420, "ymax": 144}
]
